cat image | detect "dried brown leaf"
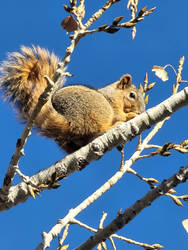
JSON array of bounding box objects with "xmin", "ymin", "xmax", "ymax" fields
[
  {"xmin": 182, "ymin": 219, "xmax": 188, "ymax": 233},
  {"xmin": 61, "ymin": 15, "xmax": 78, "ymax": 32},
  {"xmin": 152, "ymin": 65, "xmax": 169, "ymax": 81}
]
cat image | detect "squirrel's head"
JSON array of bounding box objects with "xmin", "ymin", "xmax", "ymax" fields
[
  {"xmin": 117, "ymin": 74, "xmax": 146, "ymax": 115},
  {"xmin": 98, "ymin": 74, "xmax": 145, "ymax": 116}
]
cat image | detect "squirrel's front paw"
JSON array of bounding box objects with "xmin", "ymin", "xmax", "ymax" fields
[{"xmin": 125, "ymin": 112, "xmax": 138, "ymax": 120}]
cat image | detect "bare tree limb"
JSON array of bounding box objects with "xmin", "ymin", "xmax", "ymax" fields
[
  {"xmin": 75, "ymin": 165, "xmax": 188, "ymax": 249},
  {"xmin": 35, "ymin": 105, "xmax": 169, "ymax": 249},
  {"xmin": 34, "ymin": 87, "xmax": 188, "ymax": 249},
  {"xmin": 0, "ymin": 87, "xmax": 188, "ymax": 212}
]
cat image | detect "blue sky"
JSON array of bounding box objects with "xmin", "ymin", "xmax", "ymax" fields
[{"xmin": 0, "ymin": 1, "xmax": 188, "ymax": 249}]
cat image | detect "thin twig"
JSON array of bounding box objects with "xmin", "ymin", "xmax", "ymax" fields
[
  {"xmin": 2, "ymin": 78, "xmax": 54, "ymax": 194},
  {"xmin": 57, "ymin": 224, "xmax": 70, "ymax": 249},
  {"xmin": 70, "ymin": 218, "xmax": 161, "ymax": 249},
  {"xmin": 109, "ymin": 237, "xmax": 116, "ymax": 250},
  {"xmin": 84, "ymin": 0, "xmax": 120, "ymax": 29},
  {"xmin": 99, "ymin": 212, "xmax": 108, "ymax": 229}
]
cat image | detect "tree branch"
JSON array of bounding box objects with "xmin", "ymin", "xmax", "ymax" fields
[
  {"xmin": 0, "ymin": 87, "xmax": 187, "ymax": 212},
  {"xmin": 2, "ymin": 78, "xmax": 55, "ymax": 194},
  {"xmin": 76, "ymin": 165, "xmax": 188, "ymax": 249}
]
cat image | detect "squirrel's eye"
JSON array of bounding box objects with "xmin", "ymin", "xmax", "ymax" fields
[{"xmin": 129, "ymin": 92, "xmax": 136, "ymax": 99}]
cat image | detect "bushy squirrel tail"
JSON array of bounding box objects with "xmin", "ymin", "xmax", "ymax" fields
[{"xmin": 0, "ymin": 46, "xmax": 59, "ymax": 120}]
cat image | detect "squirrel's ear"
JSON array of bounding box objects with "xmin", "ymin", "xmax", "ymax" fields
[{"xmin": 117, "ymin": 74, "xmax": 132, "ymax": 89}]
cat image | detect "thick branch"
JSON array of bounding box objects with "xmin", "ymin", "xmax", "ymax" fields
[
  {"xmin": 76, "ymin": 165, "xmax": 188, "ymax": 249},
  {"xmin": 0, "ymin": 87, "xmax": 188, "ymax": 212},
  {"xmin": 34, "ymin": 116, "xmax": 169, "ymax": 249}
]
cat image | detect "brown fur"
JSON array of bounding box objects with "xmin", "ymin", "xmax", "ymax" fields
[{"xmin": 0, "ymin": 46, "xmax": 145, "ymax": 153}]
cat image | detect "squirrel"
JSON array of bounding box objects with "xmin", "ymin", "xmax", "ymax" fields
[{"xmin": 0, "ymin": 46, "xmax": 145, "ymax": 153}]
